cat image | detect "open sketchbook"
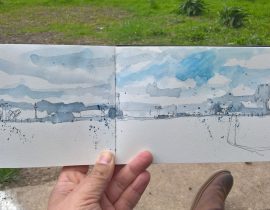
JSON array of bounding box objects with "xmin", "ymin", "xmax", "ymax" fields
[{"xmin": 1, "ymin": 45, "xmax": 270, "ymax": 167}]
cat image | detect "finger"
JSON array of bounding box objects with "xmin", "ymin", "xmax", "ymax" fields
[
  {"xmin": 114, "ymin": 171, "xmax": 151, "ymax": 210},
  {"xmin": 113, "ymin": 164, "xmax": 124, "ymax": 175},
  {"xmin": 62, "ymin": 165, "xmax": 89, "ymax": 174},
  {"xmin": 100, "ymin": 193, "xmax": 114, "ymax": 209},
  {"xmin": 74, "ymin": 151, "xmax": 115, "ymax": 203},
  {"xmin": 58, "ymin": 165, "xmax": 89, "ymax": 183},
  {"xmin": 106, "ymin": 151, "xmax": 153, "ymax": 203}
]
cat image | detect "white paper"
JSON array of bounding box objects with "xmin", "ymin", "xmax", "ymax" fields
[
  {"xmin": 116, "ymin": 46, "xmax": 270, "ymax": 163},
  {"xmin": 0, "ymin": 45, "xmax": 116, "ymax": 167},
  {"xmin": 2, "ymin": 45, "xmax": 270, "ymax": 167}
]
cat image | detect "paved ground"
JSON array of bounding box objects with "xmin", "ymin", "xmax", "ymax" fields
[{"xmin": 1, "ymin": 162, "xmax": 270, "ymax": 210}]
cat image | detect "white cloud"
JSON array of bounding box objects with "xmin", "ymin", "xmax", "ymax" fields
[
  {"xmin": 46, "ymin": 94, "xmax": 113, "ymax": 105},
  {"xmin": 119, "ymin": 86, "xmax": 228, "ymax": 106},
  {"xmin": 118, "ymin": 76, "xmax": 196, "ymax": 93},
  {"xmin": 208, "ymin": 73, "xmax": 231, "ymax": 87},
  {"xmin": 0, "ymin": 92, "xmax": 112, "ymax": 106},
  {"xmin": 231, "ymin": 85, "xmax": 255, "ymax": 96},
  {"xmin": 0, "ymin": 94, "xmax": 36, "ymax": 104},
  {"xmin": 116, "ymin": 47, "xmax": 162, "ymax": 56},
  {"xmin": 0, "ymin": 45, "xmax": 115, "ymax": 86},
  {"xmin": 158, "ymin": 77, "xmax": 196, "ymax": 89},
  {"xmin": 0, "ymin": 71, "xmax": 92, "ymax": 90},
  {"xmin": 224, "ymin": 54, "xmax": 270, "ymax": 69},
  {"xmin": 116, "ymin": 60, "xmax": 152, "ymax": 74},
  {"xmin": 242, "ymin": 101, "xmax": 262, "ymax": 109},
  {"xmin": 45, "ymin": 66, "xmax": 94, "ymax": 84},
  {"xmin": 121, "ymin": 76, "xmax": 156, "ymax": 89},
  {"xmin": 119, "ymin": 92, "xmax": 209, "ymax": 106}
]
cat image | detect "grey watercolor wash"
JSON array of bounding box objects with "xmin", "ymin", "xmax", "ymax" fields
[{"xmin": 146, "ymin": 83, "xmax": 181, "ymax": 98}]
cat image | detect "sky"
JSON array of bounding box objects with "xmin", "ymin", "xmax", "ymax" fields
[
  {"xmin": 1, "ymin": 45, "xmax": 270, "ymax": 108},
  {"xmin": 0, "ymin": 45, "xmax": 115, "ymax": 105},
  {"xmin": 116, "ymin": 47, "xmax": 270, "ymax": 105}
]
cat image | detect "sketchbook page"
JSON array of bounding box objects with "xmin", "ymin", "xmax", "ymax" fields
[
  {"xmin": 0, "ymin": 44, "xmax": 116, "ymax": 168},
  {"xmin": 116, "ymin": 46, "xmax": 270, "ymax": 163}
]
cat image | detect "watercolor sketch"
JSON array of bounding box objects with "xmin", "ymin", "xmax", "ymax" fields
[
  {"xmin": 2, "ymin": 45, "xmax": 270, "ymax": 166},
  {"xmin": 0, "ymin": 45, "xmax": 116, "ymax": 167},
  {"xmin": 116, "ymin": 47, "xmax": 270, "ymax": 163}
]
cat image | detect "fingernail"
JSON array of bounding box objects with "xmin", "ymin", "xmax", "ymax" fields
[{"xmin": 98, "ymin": 151, "xmax": 113, "ymax": 165}]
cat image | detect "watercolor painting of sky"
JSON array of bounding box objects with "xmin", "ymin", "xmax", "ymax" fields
[
  {"xmin": 0, "ymin": 45, "xmax": 116, "ymax": 167},
  {"xmin": 2, "ymin": 45, "xmax": 270, "ymax": 167},
  {"xmin": 0, "ymin": 45, "xmax": 116, "ymax": 123},
  {"xmin": 116, "ymin": 47, "xmax": 270, "ymax": 106},
  {"xmin": 116, "ymin": 47, "xmax": 270, "ymax": 162}
]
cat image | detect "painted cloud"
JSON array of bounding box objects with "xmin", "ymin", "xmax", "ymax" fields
[
  {"xmin": 0, "ymin": 45, "xmax": 115, "ymax": 105},
  {"xmin": 116, "ymin": 47, "xmax": 270, "ymax": 105}
]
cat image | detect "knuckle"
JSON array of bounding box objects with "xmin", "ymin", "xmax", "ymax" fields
[{"xmin": 128, "ymin": 164, "xmax": 139, "ymax": 177}]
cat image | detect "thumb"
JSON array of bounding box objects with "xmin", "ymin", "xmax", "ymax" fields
[{"xmin": 76, "ymin": 151, "xmax": 115, "ymax": 202}]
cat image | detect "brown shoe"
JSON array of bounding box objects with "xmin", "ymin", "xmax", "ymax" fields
[{"xmin": 190, "ymin": 170, "xmax": 233, "ymax": 210}]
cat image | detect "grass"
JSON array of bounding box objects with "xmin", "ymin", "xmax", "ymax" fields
[
  {"xmin": 179, "ymin": 0, "xmax": 206, "ymax": 16},
  {"xmin": 0, "ymin": 0, "xmax": 269, "ymax": 183},
  {"xmin": 219, "ymin": 6, "xmax": 249, "ymax": 28},
  {"xmin": 0, "ymin": 169, "xmax": 19, "ymax": 186},
  {"xmin": 0, "ymin": 0, "xmax": 269, "ymax": 45}
]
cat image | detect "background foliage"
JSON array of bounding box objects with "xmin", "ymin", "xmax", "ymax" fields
[{"xmin": 0, "ymin": 0, "xmax": 269, "ymax": 45}]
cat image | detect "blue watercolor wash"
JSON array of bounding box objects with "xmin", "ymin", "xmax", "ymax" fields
[
  {"xmin": 176, "ymin": 51, "xmax": 216, "ymax": 86},
  {"xmin": 219, "ymin": 65, "xmax": 270, "ymax": 89},
  {"xmin": 0, "ymin": 84, "xmax": 63, "ymax": 99},
  {"xmin": 146, "ymin": 83, "xmax": 181, "ymax": 97},
  {"xmin": 117, "ymin": 62, "xmax": 172, "ymax": 87},
  {"xmin": 30, "ymin": 49, "xmax": 113, "ymax": 70},
  {"xmin": 117, "ymin": 50, "xmax": 216, "ymax": 87},
  {"xmin": 30, "ymin": 49, "xmax": 93, "ymax": 69},
  {"xmin": 50, "ymin": 112, "xmax": 75, "ymax": 124}
]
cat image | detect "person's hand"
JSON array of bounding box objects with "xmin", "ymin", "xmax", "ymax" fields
[{"xmin": 48, "ymin": 150, "xmax": 153, "ymax": 210}]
